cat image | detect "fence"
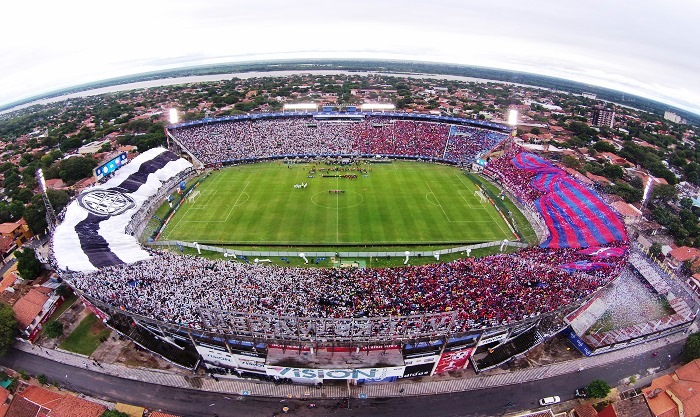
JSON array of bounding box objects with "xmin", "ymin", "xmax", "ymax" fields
[{"xmin": 147, "ymin": 239, "xmax": 529, "ymax": 259}]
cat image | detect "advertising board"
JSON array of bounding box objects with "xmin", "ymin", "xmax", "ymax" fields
[
  {"xmin": 94, "ymin": 152, "xmax": 128, "ymax": 180},
  {"xmin": 433, "ymin": 347, "xmax": 474, "ymax": 374},
  {"xmin": 265, "ymin": 366, "xmax": 405, "ymax": 380}
]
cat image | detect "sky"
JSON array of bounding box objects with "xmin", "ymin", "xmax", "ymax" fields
[{"xmin": 2, "ymin": 0, "xmax": 699, "ymax": 115}]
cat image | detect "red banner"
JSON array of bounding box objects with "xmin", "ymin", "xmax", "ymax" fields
[{"xmin": 433, "ymin": 347, "xmax": 474, "ymax": 374}]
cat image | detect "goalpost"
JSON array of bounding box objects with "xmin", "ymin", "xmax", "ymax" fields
[
  {"xmin": 474, "ymin": 190, "xmax": 488, "ymax": 203},
  {"xmin": 187, "ymin": 190, "xmax": 201, "ymax": 203}
]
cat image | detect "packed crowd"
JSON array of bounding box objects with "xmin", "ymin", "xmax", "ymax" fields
[
  {"xmin": 484, "ymin": 148, "xmax": 545, "ymax": 204},
  {"xmin": 65, "ymin": 246, "xmax": 627, "ymax": 332},
  {"xmin": 444, "ymin": 125, "xmax": 508, "ymax": 166},
  {"xmin": 169, "ymin": 117, "xmax": 507, "ymax": 165}
]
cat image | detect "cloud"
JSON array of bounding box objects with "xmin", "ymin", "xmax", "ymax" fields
[{"xmin": 1, "ymin": 0, "xmax": 698, "ymax": 114}]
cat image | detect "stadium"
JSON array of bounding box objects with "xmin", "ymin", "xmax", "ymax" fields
[{"xmin": 48, "ymin": 109, "xmax": 693, "ymax": 384}]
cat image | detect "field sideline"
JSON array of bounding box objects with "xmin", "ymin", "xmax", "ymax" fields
[{"xmin": 159, "ymin": 161, "xmax": 521, "ymax": 246}]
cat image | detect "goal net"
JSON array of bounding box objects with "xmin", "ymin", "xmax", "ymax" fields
[
  {"xmin": 187, "ymin": 190, "xmax": 201, "ymax": 203},
  {"xmin": 474, "ymin": 190, "xmax": 488, "ymax": 203}
]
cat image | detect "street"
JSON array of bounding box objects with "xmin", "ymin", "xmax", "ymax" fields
[{"xmin": 0, "ymin": 340, "xmax": 685, "ymax": 417}]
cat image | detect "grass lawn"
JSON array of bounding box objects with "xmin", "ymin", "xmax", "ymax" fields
[
  {"xmin": 160, "ymin": 161, "xmax": 526, "ymax": 246},
  {"xmin": 59, "ymin": 313, "xmax": 111, "ymax": 356}
]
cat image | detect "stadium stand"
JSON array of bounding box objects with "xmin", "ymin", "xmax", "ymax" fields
[
  {"xmin": 168, "ymin": 115, "xmax": 508, "ymax": 166},
  {"xmin": 50, "ymin": 113, "xmax": 643, "ymax": 379},
  {"xmin": 64, "ymin": 246, "xmax": 627, "ymax": 332}
]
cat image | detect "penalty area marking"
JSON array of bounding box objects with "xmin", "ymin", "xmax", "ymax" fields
[
  {"xmin": 453, "ymin": 173, "xmax": 510, "ymax": 237},
  {"xmin": 170, "ymin": 181, "xmax": 251, "ymax": 225}
]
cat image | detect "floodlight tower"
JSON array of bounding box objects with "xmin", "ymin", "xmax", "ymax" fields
[
  {"xmin": 169, "ymin": 108, "xmax": 180, "ymax": 124},
  {"xmin": 507, "ymin": 109, "xmax": 519, "ymax": 136},
  {"xmin": 642, "ymin": 175, "xmax": 654, "ymax": 208},
  {"xmin": 36, "ymin": 169, "xmax": 58, "ymax": 233},
  {"xmin": 166, "ymin": 108, "xmax": 179, "ymax": 150},
  {"xmin": 506, "ymin": 109, "xmax": 519, "ymax": 152}
]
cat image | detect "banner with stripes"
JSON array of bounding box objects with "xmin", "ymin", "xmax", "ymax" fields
[
  {"xmin": 53, "ymin": 148, "xmax": 192, "ymax": 272},
  {"xmin": 512, "ymin": 153, "xmax": 626, "ymax": 248}
]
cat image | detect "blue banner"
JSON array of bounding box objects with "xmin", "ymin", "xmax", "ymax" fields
[{"xmin": 564, "ymin": 328, "xmax": 593, "ymax": 356}]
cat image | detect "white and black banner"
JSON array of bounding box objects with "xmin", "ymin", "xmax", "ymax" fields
[{"xmin": 53, "ymin": 148, "xmax": 192, "ymax": 272}]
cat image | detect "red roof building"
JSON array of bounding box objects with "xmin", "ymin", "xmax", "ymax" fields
[
  {"xmin": 645, "ymin": 359, "xmax": 700, "ymax": 417},
  {"xmin": 666, "ymin": 246, "xmax": 700, "ymax": 270},
  {"xmin": 0, "ymin": 386, "xmax": 10, "ymax": 417},
  {"xmin": 0, "ymin": 218, "xmax": 33, "ymax": 246},
  {"xmin": 12, "ymin": 286, "xmax": 64, "ymax": 340},
  {"xmin": 5, "ymin": 385, "xmax": 105, "ymax": 417}
]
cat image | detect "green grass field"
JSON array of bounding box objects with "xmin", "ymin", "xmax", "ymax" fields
[
  {"xmin": 159, "ymin": 161, "xmax": 521, "ymax": 246},
  {"xmin": 59, "ymin": 313, "xmax": 111, "ymax": 356}
]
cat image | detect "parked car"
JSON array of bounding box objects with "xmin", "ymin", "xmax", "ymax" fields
[
  {"xmin": 539, "ymin": 396, "xmax": 561, "ymax": 406},
  {"xmin": 575, "ymin": 388, "xmax": 588, "ymax": 398}
]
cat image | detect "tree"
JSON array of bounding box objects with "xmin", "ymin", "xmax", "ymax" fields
[
  {"xmin": 47, "ymin": 190, "xmax": 71, "ymax": 212},
  {"xmin": 23, "ymin": 204, "xmax": 47, "ymax": 235},
  {"xmin": 14, "ymin": 248, "xmax": 44, "ymax": 280},
  {"xmin": 649, "ymin": 242, "xmax": 662, "ymax": 258},
  {"xmin": 561, "ymin": 155, "xmax": 581, "ymax": 169},
  {"xmin": 586, "ymin": 379, "xmax": 612, "ymax": 398},
  {"xmin": 682, "ymin": 331, "xmax": 700, "ymax": 362},
  {"xmin": 650, "ymin": 184, "xmax": 678, "ymax": 204},
  {"xmin": 593, "ymin": 141, "xmax": 617, "ymax": 153},
  {"xmin": 8, "ymin": 200, "xmax": 25, "ymax": 220},
  {"xmin": 43, "ymin": 321, "xmax": 63, "ymax": 338},
  {"xmin": 99, "ymin": 142, "xmax": 112, "ymax": 153},
  {"xmin": 59, "ymin": 136, "xmax": 83, "ymax": 152},
  {"xmin": 0, "ymin": 303, "xmax": 18, "ymax": 356},
  {"xmin": 101, "ymin": 410, "xmax": 129, "ymax": 417},
  {"xmin": 58, "ymin": 156, "xmax": 98, "ymax": 183},
  {"xmin": 602, "ymin": 164, "xmax": 624, "ymax": 180}
]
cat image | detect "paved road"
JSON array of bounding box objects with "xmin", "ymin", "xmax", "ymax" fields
[{"xmin": 0, "ymin": 341, "xmax": 685, "ymax": 417}]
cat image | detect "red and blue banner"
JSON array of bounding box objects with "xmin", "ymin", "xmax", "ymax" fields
[{"xmin": 512, "ymin": 153, "xmax": 626, "ymax": 248}]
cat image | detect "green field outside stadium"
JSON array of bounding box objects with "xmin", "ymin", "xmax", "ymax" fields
[{"xmin": 159, "ymin": 161, "xmax": 524, "ymax": 246}]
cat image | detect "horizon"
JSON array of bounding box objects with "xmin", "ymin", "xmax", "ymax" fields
[{"xmin": 1, "ymin": 1, "xmax": 698, "ymax": 116}]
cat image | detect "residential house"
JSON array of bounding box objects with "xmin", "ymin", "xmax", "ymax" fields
[
  {"xmin": 5, "ymin": 384, "xmax": 105, "ymax": 417},
  {"xmin": 0, "ymin": 386, "xmax": 9, "ymax": 417},
  {"xmin": 12, "ymin": 286, "xmax": 64, "ymax": 341},
  {"xmin": 644, "ymin": 359, "xmax": 700, "ymax": 417},
  {"xmin": 665, "ymin": 246, "xmax": 700, "ymax": 271},
  {"xmin": 0, "ymin": 235, "xmax": 15, "ymax": 260},
  {"xmin": 0, "ymin": 219, "xmax": 33, "ymax": 246},
  {"xmin": 598, "ymin": 395, "xmax": 653, "ymax": 417},
  {"xmin": 611, "ymin": 201, "xmax": 643, "ymax": 225}
]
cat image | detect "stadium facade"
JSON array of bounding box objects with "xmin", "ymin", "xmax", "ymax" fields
[{"xmin": 49, "ymin": 111, "xmax": 693, "ymax": 384}]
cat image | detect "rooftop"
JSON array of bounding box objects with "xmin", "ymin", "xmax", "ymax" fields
[
  {"xmin": 12, "ymin": 287, "xmax": 52, "ymax": 328},
  {"xmin": 0, "ymin": 218, "xmax": 27, "ymax": 235},
  {"xmin": 645, "ymin": 359, "xmax": 700, "ymax": 417}
]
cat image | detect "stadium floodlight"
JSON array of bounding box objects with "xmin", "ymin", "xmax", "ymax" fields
[
  {"xmin": 169, "ymin": 108, "xmax": 179, "ymax": 124},
  {"xmin": 361, "ymin": 103, "xmax": 395, "ymax": 111},
  {"xmin": 507, "ymin": 109, "xmax": 519, "ymax": 126},
  {"xmin": 642, "ymin": 175, "xmax": 654, "ymax": 205},
  {"xmin": 37, "ymin": 168, "xmax": 47, "ymax": 193},
  {"xmin": 283, "ymin": 103, "xmax": 318, "ymax": 111}
]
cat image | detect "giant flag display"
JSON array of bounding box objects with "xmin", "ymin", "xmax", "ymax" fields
[
  {"xmin": 53, "ymin": 148, "xmax": 192, "ymax": 272},
  {"xmin": 511, "ymin": 153, "xmax": 626, "ymax": 248}
]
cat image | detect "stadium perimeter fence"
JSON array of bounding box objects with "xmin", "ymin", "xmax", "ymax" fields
[{"xmin": 147, "ymin": 239, "xmax": 529, "ymax": 259}]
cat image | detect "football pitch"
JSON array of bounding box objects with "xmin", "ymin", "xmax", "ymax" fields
[{"xmin": 159, "ymin": 161, "xmax": 519, "ymax": 246}]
